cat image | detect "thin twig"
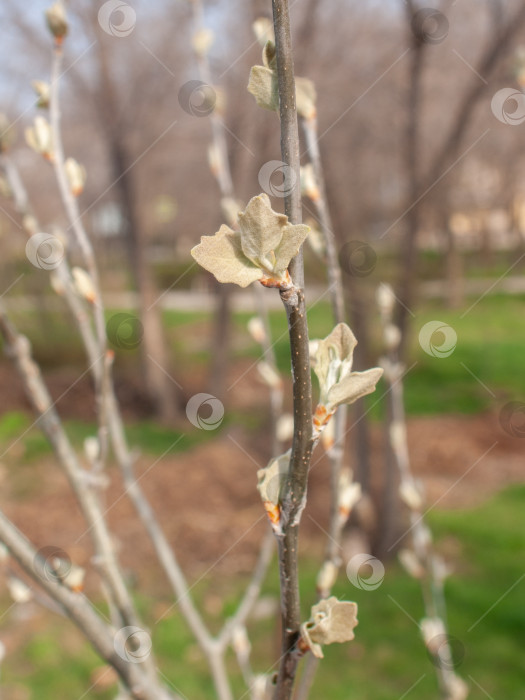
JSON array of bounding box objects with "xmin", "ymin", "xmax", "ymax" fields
[
  {"xmin": 295, "ymin": 115, "xmax": 349, "ymax": 700},
  {"xmin": 0, "ymin": 509, "xmax": 171, "ymax": 700},
  {"xmin": 0, "ymin": 310, "xmax": 140, "ymax": 633},
  {"xmin": 49, "ymin": 43, "xmax": 111, "ymax": 476},
  {"xmin": 378, "ymin": 286, "xmax": 467, "ymax": 700},
  {"xmin": 190, "ymin": 6, "xmax": 278, "ymax": 697}
]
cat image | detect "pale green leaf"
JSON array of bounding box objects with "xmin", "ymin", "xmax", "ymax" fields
[
  {"xmin": 247, "ymin": 65, "xmax": 279, "ymax": 112},
  {"xmin": 313, "ymin": 323, "xmax": 358, "ymax": 398},
  {"xmin": 191, "ymin": 224, "xmax": 262, "ymax": 288},
  {"xmin": 327, "ymin": 367, "xmax": 383, "ymax": 409},
  {"xmin": 301, "ymin": 597, "xmax": 358, "ymax": 658},
  {"xmin": 273, "ymin": 223, "xmax": 310, "ymax": 276},
  {"xmin": 256, "ymin": 449, "xmax": 291, "ymax": 506},
  {"xmin": 296, "ymin": 77, "xmax": 317, "ymax": 120},
  {"xmin": 238, "ymin": 194, "xmax": 287, "ymax": 269},
  {"xmin": 262, "ymin": 40, "xmax": 277, "ymax": 70}
]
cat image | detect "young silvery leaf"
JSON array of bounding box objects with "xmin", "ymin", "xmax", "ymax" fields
[
  {"xmin": 338, "ymin": 469, "xmax": 362, "ymax": 521},
  {"xmin": 45, "ymin": 1, "xmax": 68, "ymax": 42},
  {"xmin": 32, "ymin": 80, "xmax": 50, "ymax": 109},
  {"xmin": 256, "ymin": 450, "xmax": 291, "ymax": 533},
  {"xmin": 316, "ymin": 560, "xmax": 339, "ymax": 596},
  {"xmin": 295, "ymin": 77, "xmax": 317, "ymax": 121},
  {"xmin": 300, "ymin": 597, "xmax": 358, "ymax": 658},
  {"xmin": 253, "ymin": 17, "xmax": 275, "ymax": 47},
  {"xmin": 72, "ymin": 267, "xmax": 96, "ymax": 303},
  {"xmin": 191, "ymin": 194, "xmax": 309, "ymax": 288},
  {"xmin": 25, "ymin": 116, "xmax": 54, "ymax": 160},
  {"xmin": 0, "ymin": 114, "xmax": 15, "ymax": 153},
  {"xmin": 398, "ymin": 548, "xmax": 425, "ymax": 579},
  {"xmin": 192, "ymin": 28, "xmax": 214, "ymax": 57},
  {"xmin": 312, "ymin": 323, "xmax": 383, "ymax": 432},
  {"xmin": 248, "ymin": 39, "xmax": 316, "ymax": 120},
  {"xmin": 248, "ymin": 65, "xmax": 278, "ymax": 112},
  {"xmin": 64, "ymin": 158, "xmax": 86, "ymax": 197}
]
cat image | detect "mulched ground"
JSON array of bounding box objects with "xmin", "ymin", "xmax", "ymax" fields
[
  {"xmin": 0, "ymin": 357, "xmax": 523, "ymax": 698},
  {"xmin": 0, "ymin": 355, "xmax": 522, "ymax": 585}
]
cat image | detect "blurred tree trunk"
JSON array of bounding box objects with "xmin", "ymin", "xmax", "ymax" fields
[
  {"xmin": 328, "ymin": 192, "xmax": 373, "ymax": 495},
  {"xmin": 445, "ymin": 228, "xmax": 464, "ymax": 309},
  {"xmin": 394, "ymin": 2, "xmax": 425, "ymax": 359},
  {"xmin": 209, "ymin": 281, "xmax": 232, "ymax": 400},
  {"xmin": 395, "ymin": 0, "xmax": 525, "ymax": 354},
  {"xmin": 96, "ymin": 39, "xmax": 179, "ymax": 423},
  {"xmin": 445, "ymin": 227, "xmax": 465, "ymax": 309},
  {"xmin": 376, "ymin": 394, "xmax": 400, "ymax": 559},
  {"xmin": 441, "ymin": 206, "xmax": 465, "ymax": 309},
  {"xmin": 479, "ymin": 219, "xmax": 494, "ymax": 269}
]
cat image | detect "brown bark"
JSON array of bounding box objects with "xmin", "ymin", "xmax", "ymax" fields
[{"xmin": 95, "ymin": 35, "xmax": 179, "ymax": 422}]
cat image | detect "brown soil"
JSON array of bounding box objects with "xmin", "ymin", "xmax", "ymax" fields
[{"xmin": 0, "ymin": 359, "xmax": 523, "ymax": 588}]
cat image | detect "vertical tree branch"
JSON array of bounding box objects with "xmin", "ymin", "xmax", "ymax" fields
[
  {"xmin": 394, "ymin": 0, "xmax": 424, "ymax": 355},
  {"xmin": 295, "ymin": 115, "xmax": 348, "ymax": 700},
  {"xmin": 272, "ymin": 2, "xmax": 314, "ymax": 698},
  {"xmin": 378, "ymin": 286, "xmax": 467, "ymax": 700},
  {"xmin": 49, "ymin": 44, "xmax": 113, "ymax": 471},
  {"xmin": 253, "ymin": 283, "xmax": 285, "ymax": 457},
  {"xmin": 300, "ymin": 117, "xmax": 345, "ymax": 324},
  {"xmin": 191, "ymin": 0, "xmax": 234, "ymax": 399},
  {"xmin": 395, "ymin": 0, "xmax": 525, "ymax": 356}
]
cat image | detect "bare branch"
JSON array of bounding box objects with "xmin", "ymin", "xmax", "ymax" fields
[
  {"xmin": 0, "ymin": 509, "xmax": 170, "ymax": 700},
  {"xmin": 271, "ymin": 1, "xmax": 314, "ymax": 698}
]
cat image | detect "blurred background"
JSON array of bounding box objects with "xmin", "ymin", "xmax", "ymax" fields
[{"xmin": 0, "ymin": 0, "xmax": 524, "ymax": 698}]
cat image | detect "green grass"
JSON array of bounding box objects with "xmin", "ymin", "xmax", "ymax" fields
[
  {"xmin": 235, "ymin": 293, "xmax": 525, "ymax": 416},
  {"xmin": 0, "ymin": 411, "xmax": 223, "ymax": 463},
  {"xmin": 3, "ymin": 485, "xmax": 524, "ymax": 699},
  {"xmin": 2, "ymin": 291, "xmax": 525, "ymax": 423},
  {"xmin": 400, "ymin": 294, "xmax": 525, "ymax": 415}
]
